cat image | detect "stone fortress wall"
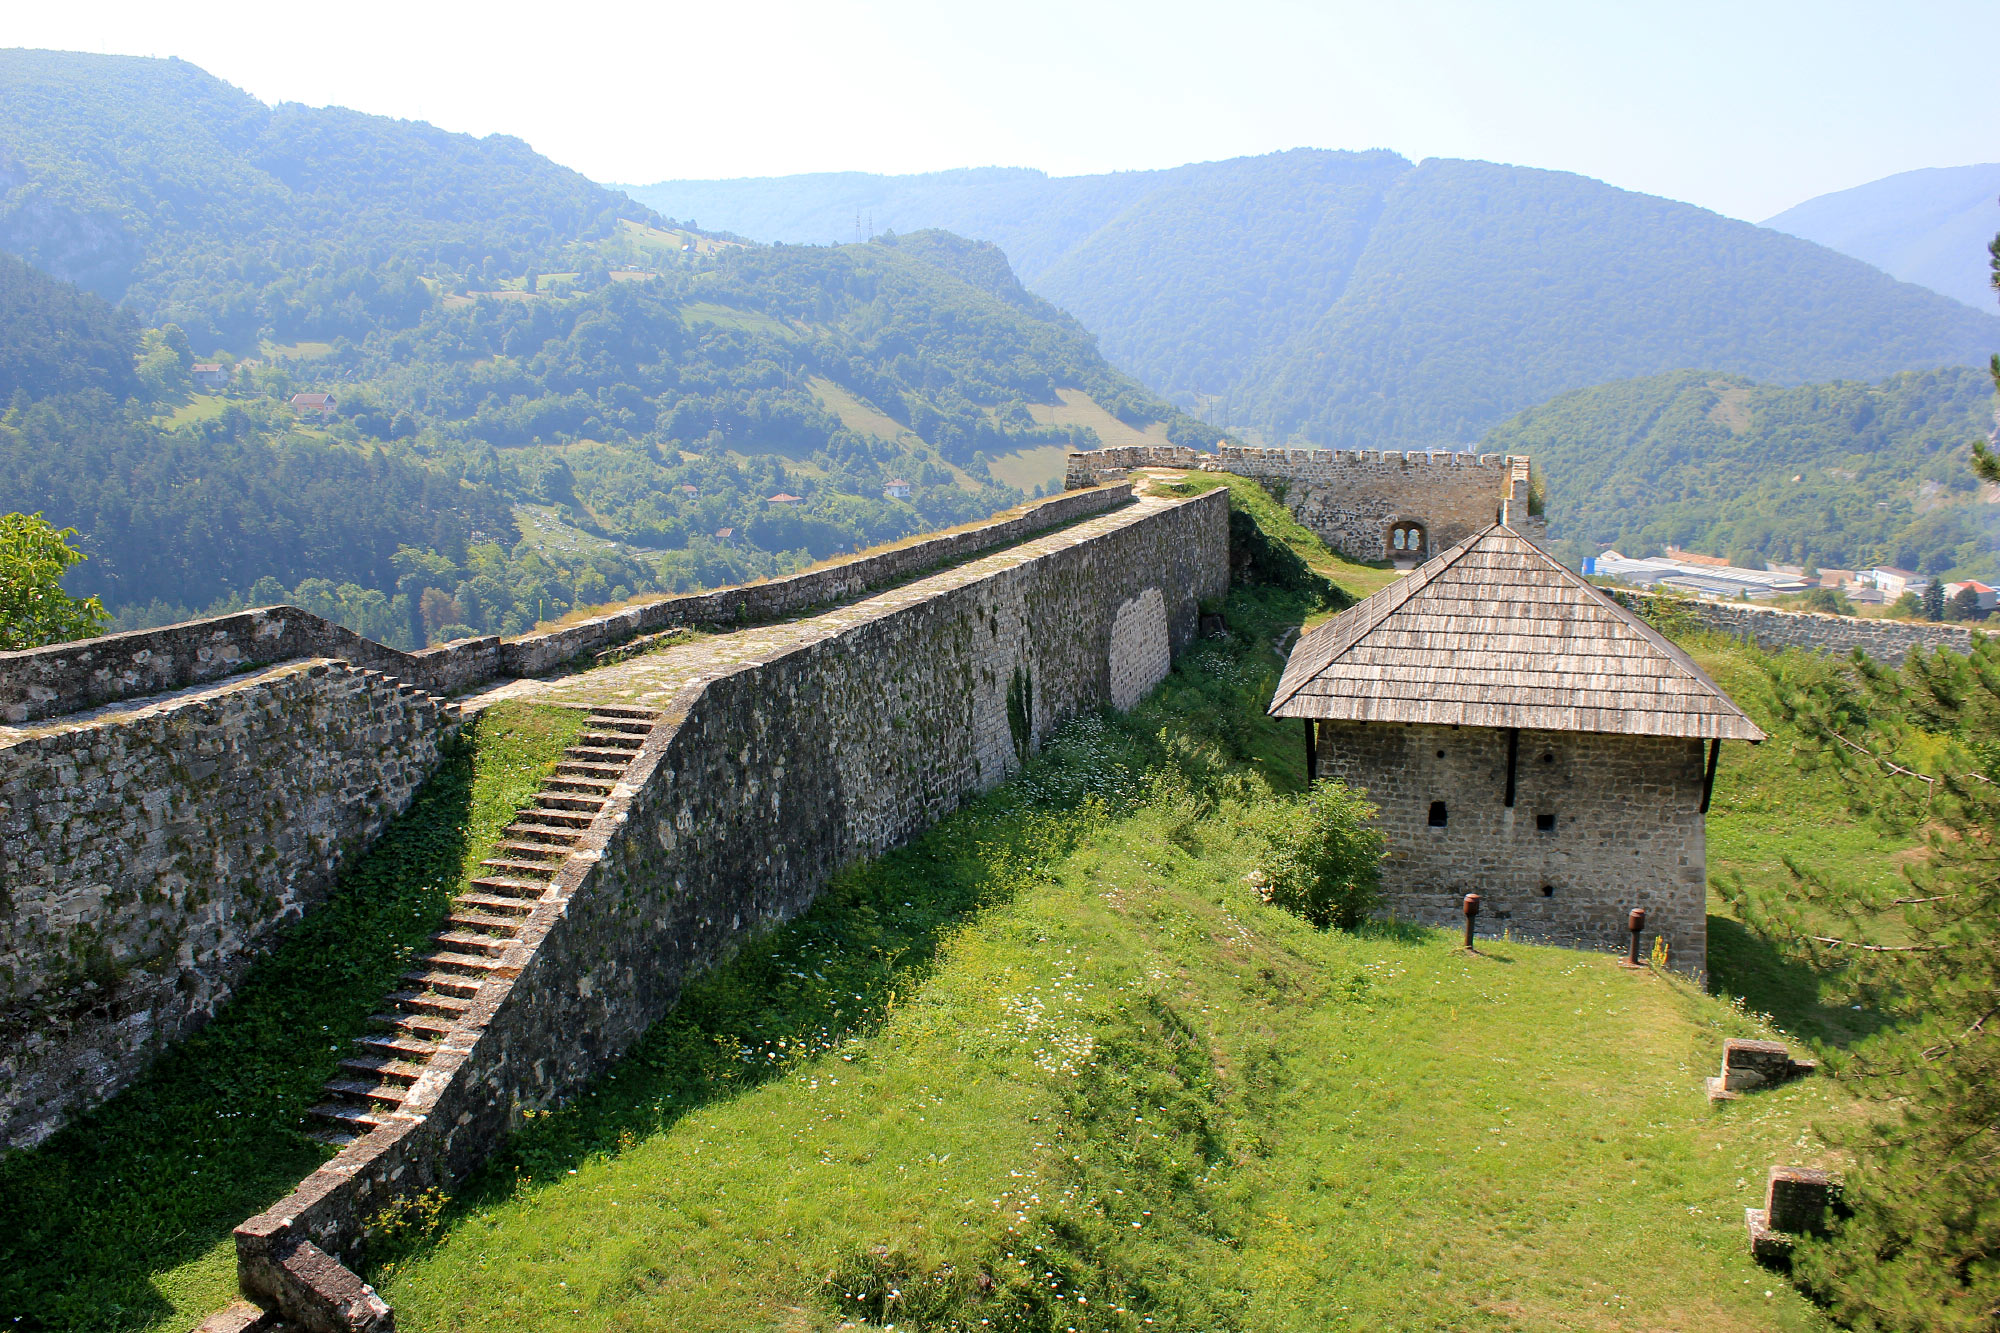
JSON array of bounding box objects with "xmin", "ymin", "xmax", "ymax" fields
[
  {"xmin": 0, "ymin": 662, "xmax": 458, "ymax": 1150},
  {"xmin": 1065, "ymin": 444, "xmax": 1530, "ymax": 561},
  {"xmin": 1620, "ymin": 591, "xmax": 1997, "ymax": 665},
  {"xmin": 0, "ymin": 483, "xmax": 1132, "ymax": 726},
  {"xmin": 230, "ymin": 489, "xmax": 1229, "ymax": 1329},
  {"xmin": 0, "ymin": 484, "xmax": 1138, "ymax": 1157},
  {"xmin": 1313, "ymin": 721, "xmax": 1710, "ymax": 972}
]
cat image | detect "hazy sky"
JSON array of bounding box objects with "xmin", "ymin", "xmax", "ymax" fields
[{"xmin": 10, "ymin": 0, "xmax": 1995, "ymax": 220}]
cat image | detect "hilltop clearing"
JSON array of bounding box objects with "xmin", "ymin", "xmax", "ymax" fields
[
  {"xmin": 1480, "ymin": 365, "xmax": 2000, "ymax": 583},
  {"xmin": 629, "ymin": 149, "xmax": 2000, "ymax": 448}
]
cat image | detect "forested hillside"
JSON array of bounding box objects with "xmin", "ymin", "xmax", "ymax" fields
[
  {"xmin": 1481, "ymin": 366, "xmax": 2000, "ymax": 581},
  {"xmin": 1764, "ymin": 163, "xmax": 2000, "ymax": 311},
  {"xmin": 0, "ymin": 49, "xmax": 664, "ymax": 347},
  {"xmin": 0, "ymin": 220, "xmax": 1191, "ymax": 643},
  {"xmin": 631, "ymin": 149, "xmax": 2000, "ymax": 447}
]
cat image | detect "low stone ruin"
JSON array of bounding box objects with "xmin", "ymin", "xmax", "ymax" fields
[
  {"xmin": 1747, "ymin": 1166, "xmax": 1841, "ymax": 1266},
  {"xmin": 1707, "ymin": 1037, "xmax": 1816, "ymax": 1101}
]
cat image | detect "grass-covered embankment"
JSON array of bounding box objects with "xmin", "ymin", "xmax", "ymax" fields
[
  {"xmin": 0, "ymin": 702, "xmax": 588, "ymax": 1332},
  {"xmin": 373, "ymin": 559, "xmax": 1842, "ymax": 1332}
]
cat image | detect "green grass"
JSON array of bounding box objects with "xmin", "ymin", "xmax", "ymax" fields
[
  {"xmin": 369, "ymin": 587, "xmax": 1841, "ymax": 1333},
  {"xmin": 1689, "ymin": 634, "xmax": 1909, "ymax": 1050},
  {"xmin": 986, "ymin": 444, "xmax": 1070, "ymax": 493},
  {"xmin": 1149, "ymin": 472, "xmax": 1401, "ymax": 611},
  {"xmin": 0, "ymin": 702, "xmax": 588, "ymax": 1333}
]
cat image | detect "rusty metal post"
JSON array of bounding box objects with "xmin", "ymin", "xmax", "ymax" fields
[
  {"xmin": 1462, "ymin": 893, "xmax": 1482, "ymax": 950},
  {"xmin": 1627, "ymin": 907, "xmax": 1647, "ymax": 966}
]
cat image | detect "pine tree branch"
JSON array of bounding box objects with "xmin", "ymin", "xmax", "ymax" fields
[{"xmin": 1807, "ymin": 935, "xmax": 1941, "ymax": 952}]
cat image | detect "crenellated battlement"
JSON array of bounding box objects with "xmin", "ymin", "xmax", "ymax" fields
[
  {"xmin": 1216, "ymin": 445, "xmax": 1509, "ymax": 469},
  {"xmin": 1063, "ymin": 443, "xmax": 1530, "ymax": 561}
]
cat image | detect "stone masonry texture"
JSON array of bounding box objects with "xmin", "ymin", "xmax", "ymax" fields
[
  {"xmin": 1314, "ymin": 720, "xmax": 1708, "ymax": 972},
  {"xmin": 233, "ymin": 490, "xmax": 1229, "ymax": 1323},
  {"xmin": 1064, "ymin": 445, "xmax": 1516, "ymax": 563},
  {"xmin": 1620, "ymin": 591, "xmax": 1996, "ymax": 664},
  {"xmin": 0, "ymin": 485, "xmax": 1131, "ymax": 725},
  {"xmin": 0, "ymin": 660, "xmax": 455, "ymax": 1151}
]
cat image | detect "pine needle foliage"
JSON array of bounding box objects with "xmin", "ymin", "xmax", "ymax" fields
[{"xmin": 1724, "ymin": 640, "xmax": 2000, "ymax": 1331}]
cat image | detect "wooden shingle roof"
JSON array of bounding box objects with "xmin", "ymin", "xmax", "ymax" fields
[{"xmin": 1269, "ymin": 524, "xmax": 1765, "ymax": 741}]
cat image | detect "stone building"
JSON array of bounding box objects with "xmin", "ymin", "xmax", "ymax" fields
[
  {"xmin": 1269, "ymin": 524, "xmax": 1765, "ymax": 973},
  {"xmin": 1063, "ymin": 444, "xmax": 1538, "ymax": 563}
]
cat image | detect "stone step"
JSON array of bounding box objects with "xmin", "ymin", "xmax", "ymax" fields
[
  {"xmin": 479, "ymin": 857, "xmax": 561, "ymax": 877},
  {"xmin": 555, "ymin": 760, "xmax": 627, "ymax": 778},
  {"xmin": 368, "ymin": 1009, "xmax": 456, "ymax": 1037},
  {"xmin": 401, "ymin": 969, "xmax": 484, "ymax": 998},
  {"xmin": 585, "ymin": 717, "xmax": 653, "ymax": 734},
  {"xmin": 456, "ymin": 893, "xmax": 540, "ymax": 916},
  {"xmin": 444, "ymin": 909, "xmax": 527, "ymax": 934},
  {"xmin": 355, "ymin": 1031, "xmax": 443, "ymax": 1060},
  {"xmin": 305, "ymin": 1126, "xmax": 361, "ymax": 1149},
  {"xmin": 576, "ymin": 731, "xmax": 644, "ymax": 749},
  {"xmin": 545, "ymin": 774, "xmax": 618, "ymax": 792},
  {"xmin": 434, "ymin": 927, "xmax": 515, "ymax": 954},
  {"xmin": 323, "ymin": 1078, "xmax": 411, "ymax": 1107},
  {"xmin": 492, "ymin": 838, "xmax": 569, "ymax": 859},
  {"xmin": 338, "ymin": 1054, "xmax": 429, "ymax": 1083},
  {"xmin": 535, "ymin": 793, "xmax": 606, "ymax": 814},
  {"xmin": 515, "ymin": 809, "xmax": 594, "ymax": 829},
  {"xmin": 468, "ymin": 875, "xmax": 552, "ymax": 897},
  {"xmin": 506, "ymin": 820, "xmax": 587, "ymax": 840},
  {"xmin": 416, "ymin": 949, "xmax": 506, "ymax": 974},
  {"xmin": 384, "ymin": 989, "xmax": 473, "ymax": 1017},
  {"xmin": 590, "ymin": 705, "xmax": 660, "ymax": 720},
  {"xmin": 308, "ymin": 1101, "xmax": 387, "ymax": 1132},
  {"xmin": 567, "ymin": 746, "xmax": 642, "ymax": 765}
]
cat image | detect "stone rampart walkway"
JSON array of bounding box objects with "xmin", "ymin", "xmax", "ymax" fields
[{"xmin": 463, "ymin": 490, "xmax": 1182, "ymax": 715}]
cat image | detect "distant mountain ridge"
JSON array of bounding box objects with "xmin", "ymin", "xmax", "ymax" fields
[
  {"xmin": 629, "ymin": 151, "xmax": 2000, "ymax": 449},
  {"xmin": 0, "ymin": 48, "xmax": 660, "ymax": 346},
  {"xmin": 1763, "ymin": 164, "xmax": 2000, "ymax": 312}
]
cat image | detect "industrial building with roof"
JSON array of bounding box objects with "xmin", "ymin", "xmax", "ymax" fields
[{"xmin": 1269, "ymin": 523, "xmax": 1764, "ymax": 973}]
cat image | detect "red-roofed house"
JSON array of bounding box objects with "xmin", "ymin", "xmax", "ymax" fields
[
  {"xmin": 884, "ymin": 478, "xmax": 913, "ymax": 500},
  {"xmin": 289, "ymin": 392, "xmax": 337, "ymax": 417},
  {"xmin": 1945, "ymin": 580, "xmax": 1998, "ymax": 614},
  {"xmin": 767, "ymin": 493, "xmax": 802, "ymax": 504},
  {"xmin": 191, "ymin": 363, "xmax": 228, "ymax": 392}
]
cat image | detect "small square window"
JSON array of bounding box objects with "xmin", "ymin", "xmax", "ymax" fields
[{"xmin": 1536, "ymin": 813, "xmax": 1556, "ymax": 832}]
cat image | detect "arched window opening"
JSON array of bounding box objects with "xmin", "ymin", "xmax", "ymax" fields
[
  {"xmin": 1428, "ymin": 800, "xmax": 1448, "ymax": 828},
  {"xmin": 1390, "ymin": 521, "xmax": 1427, "ymax": 558}
]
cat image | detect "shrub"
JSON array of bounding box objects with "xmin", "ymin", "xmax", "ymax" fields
[{"xmin": 1253, "ymin": 781, "xmax": 1385, "ymax": 929}]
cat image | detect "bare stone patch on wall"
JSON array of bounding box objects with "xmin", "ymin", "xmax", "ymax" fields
[{"xmin": 1108, "ymin": 587, "xmax": 1170, "ymax": 711}]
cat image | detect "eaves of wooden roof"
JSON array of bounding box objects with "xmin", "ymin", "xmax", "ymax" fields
[{"xmin": 1269, "ymin": 524, "xmax": 1766, "ymax": 742}]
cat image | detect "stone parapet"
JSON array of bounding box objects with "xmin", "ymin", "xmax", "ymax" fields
[
  {"xmin": 0, "ymin": 661, "xmax": 457, "ymax": 1150},
  {"xmin": 1618, "ymin": 591, "xmax": 1996, "ymax": 664},
  {"xmin": 0, "ymin": 485, "xmax": 1132, "ymax": 725},
  {"xmin": 1063, "ymin": 444, "xmax": 1521, "ymax": 562}
]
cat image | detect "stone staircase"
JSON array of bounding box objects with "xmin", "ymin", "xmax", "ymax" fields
[{"xmin": 305, "ymin": 705, "xmax": 660, "ymax": 1145}]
